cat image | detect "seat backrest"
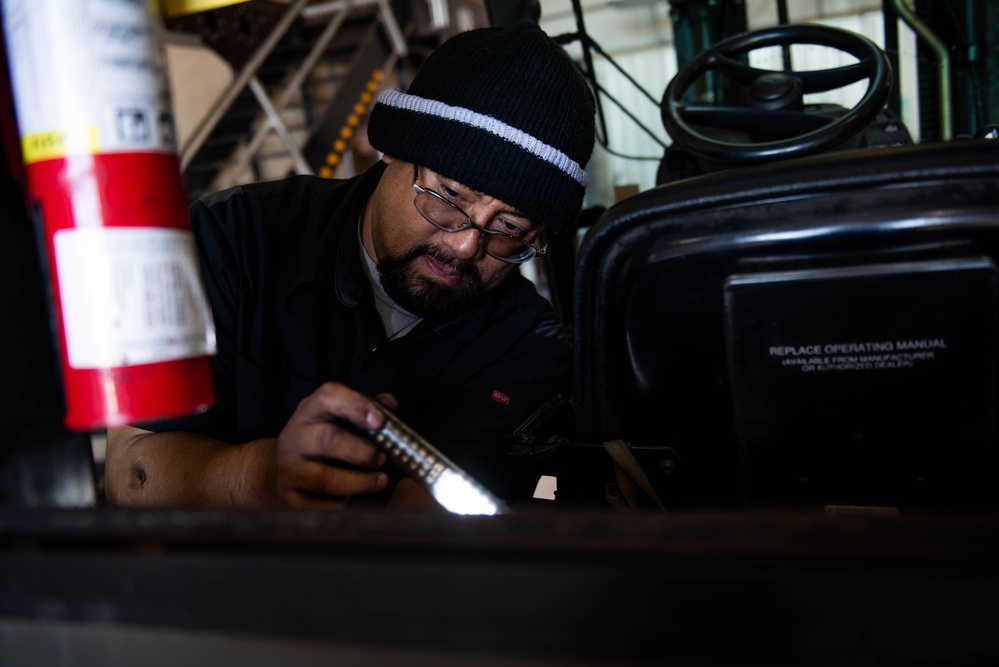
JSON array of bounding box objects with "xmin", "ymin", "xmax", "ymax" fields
[{"xmin": 572, "ymin": 140, "xmax": 999, "ymax": 511}]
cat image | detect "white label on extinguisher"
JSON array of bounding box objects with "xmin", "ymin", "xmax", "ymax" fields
[
  {"xmin": 53, "ymin": 227, "xmax": 217, "ymax": 369},
  {"xmin": 3, "ymin": 0, "xmax": 176, "ymax": 161}
]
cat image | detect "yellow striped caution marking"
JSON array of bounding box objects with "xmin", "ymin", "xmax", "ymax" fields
[{"xmin": 320, "ymin": 69, "xmax": 384, "ymax": 178}]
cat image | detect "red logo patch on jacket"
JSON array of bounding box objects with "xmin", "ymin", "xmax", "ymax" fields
[{"xmin": 491, "ymin": 389, "xmax": 511, "ymax": 405}]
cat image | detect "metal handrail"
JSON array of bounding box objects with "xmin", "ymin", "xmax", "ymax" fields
[
  {"xmin": 182, "ymin": 0, "xmax": 409, "ymax": 184},
  {"xmin": 247, "ymin": 76, "xmax": 313, "ymax": 175},
  {"xmin": 179, "ymin": 0, "xmax": 312, "ymax": 171},
  {"xmin": 215, "ymin": 0, "xmax": 358, "ymax": 188}
]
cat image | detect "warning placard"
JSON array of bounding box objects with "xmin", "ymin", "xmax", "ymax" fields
[
  {"xmin": 769, "ymin": 339, "xmax": 946, "ymax": 373},
  {"xmin": 723, "ymin": 257, "xmax": 996, "ymax": 456}
]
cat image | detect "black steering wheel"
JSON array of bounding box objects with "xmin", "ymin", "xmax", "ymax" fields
[{"xmin": 662, "ymin": 23, "xmax": 892, "ymax": 164}]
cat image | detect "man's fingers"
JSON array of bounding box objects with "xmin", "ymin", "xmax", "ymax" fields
[
  {"xmin": 274, "ymin": 382, "xmax": 395, "ymax": 505},
  {"xmin": 373, "ymin": 392, "xmax": 399, "ymax": 414},
  {"xmin": 280, "ymin": 459, "xmax": 388, "ymax": 500},
  {"xmin": 280, "ymin": 382, "xmax": 390, "ymax": 467},
  {"xmin": 295, "ymin": 382, "xmax": 386, "ymax": 432},
  {"xmin": 286, "ymin": 420, "xmax": 386, "ymax": 468}
]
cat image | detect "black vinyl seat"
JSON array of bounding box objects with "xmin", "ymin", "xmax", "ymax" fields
[{"xmin": 567, "ymin": 139, "xmax": 999, "ymax": 513}]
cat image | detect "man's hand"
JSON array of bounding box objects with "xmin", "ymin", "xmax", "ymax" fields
[
  {"xmin": 275, "ymin": 382, "xmax": 394, "ymax": 507},
  {"xmin": 106, "ymin": 382, "xmax": 395, "ymax": 508}
]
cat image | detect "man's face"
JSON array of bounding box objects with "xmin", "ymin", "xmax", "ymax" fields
[{"xmin": 363, "ymin": 157, "xmax": 541, "ymax": 318}]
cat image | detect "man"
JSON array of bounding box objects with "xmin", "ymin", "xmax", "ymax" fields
[{"xmin": 104, "ymin": 20, "xmax": 596, "ymax": 509}]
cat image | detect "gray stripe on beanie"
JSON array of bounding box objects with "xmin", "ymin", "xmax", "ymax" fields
[{"xmin": 376, "ymin": 89, "xmax": 588, "ymax": 188}]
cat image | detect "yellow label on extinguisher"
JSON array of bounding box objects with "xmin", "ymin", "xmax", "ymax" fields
[{"xmin": 21, "ymin": 128, "xmax": 102, "ymax": 165}]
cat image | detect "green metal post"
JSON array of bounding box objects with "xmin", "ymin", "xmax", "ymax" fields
[{"xmin": 667, "ymin": 0, "xmax": 748, "ymax": 106}]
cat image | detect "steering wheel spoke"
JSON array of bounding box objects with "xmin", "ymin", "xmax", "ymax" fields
[
  {"xmin": 710, "ymin": 54, "xmax": 772, "ymax": 85},
  {"xmin": 681, "ymin": 105, "xmax": 834, "ymax": 137},
  {"xmin": 798, "ymin": 61, "xmax": 875, "ymax": 93}
]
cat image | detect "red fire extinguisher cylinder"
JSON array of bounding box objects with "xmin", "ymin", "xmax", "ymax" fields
[{"xmin": 3, "ymin": 0, "xmax": 216, "ymax": 430}]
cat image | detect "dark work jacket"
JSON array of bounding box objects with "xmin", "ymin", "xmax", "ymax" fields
[{"xmin": 146, "ymin": 162, "xmax": 572, "ymax": 501}]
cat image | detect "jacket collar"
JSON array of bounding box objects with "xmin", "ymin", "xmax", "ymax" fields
[{"xmin": 285, "ymin": 161, "xmax": 386, "ymax": 302}]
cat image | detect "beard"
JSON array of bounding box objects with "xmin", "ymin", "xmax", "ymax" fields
[{"xmin": 376, "ymin": 243, "xmax": 483, "ymax": 318}]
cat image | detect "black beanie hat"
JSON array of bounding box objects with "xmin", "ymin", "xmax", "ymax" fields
[{"xmin": 367, "ymin": 21, "xmax": 596, "ymax": 234}]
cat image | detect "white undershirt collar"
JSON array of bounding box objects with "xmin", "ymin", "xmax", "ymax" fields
[{"xmin": 358, "ymin": 224, "xmax": 423, "ymax": 340}]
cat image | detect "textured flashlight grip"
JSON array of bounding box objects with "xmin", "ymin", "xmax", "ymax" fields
[{"xmin": 366, "ymin": 408, "xmax": 451, "ymax": 487}]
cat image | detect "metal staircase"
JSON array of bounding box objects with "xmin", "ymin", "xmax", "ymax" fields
[{"xmin": 164, "ymin": 0, "xmax": 410, "ymax": 202}]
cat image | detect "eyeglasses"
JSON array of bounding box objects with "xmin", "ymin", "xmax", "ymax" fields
[{"xmin": 411, "ymin": 166, "xmax": 547, "ymax": 264}]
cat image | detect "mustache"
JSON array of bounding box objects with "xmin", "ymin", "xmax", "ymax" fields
[
  {"xmin": 376, "ymin": 242, "xmax": 484, "ymax": 318},
  {"xmin": 405, "ymin": 243, "xmax": 478, "ymax": 278}
]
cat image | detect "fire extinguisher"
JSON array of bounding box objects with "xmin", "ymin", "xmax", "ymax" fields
[{"xmin": 2, "ymin": 0, "xmax": 215, "ymax": 430}]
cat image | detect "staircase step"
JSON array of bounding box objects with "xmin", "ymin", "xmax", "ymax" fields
[{"xmin": 179, "ymin": 0, "xmax": 403, "ymax": 200}]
